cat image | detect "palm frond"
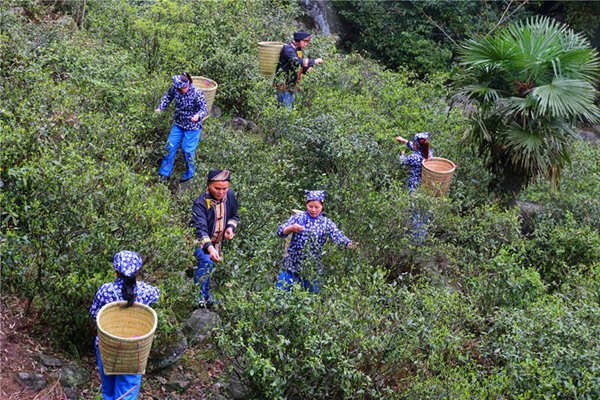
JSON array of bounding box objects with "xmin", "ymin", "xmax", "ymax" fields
[{"xmin": 532, "ymin": 77, "xmax": 600, "ymax": 122}]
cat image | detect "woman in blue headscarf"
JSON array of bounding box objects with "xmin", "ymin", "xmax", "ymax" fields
[
  {"xmin": 155, "ymin": 73, "xmax": 208, "ymax": 183},
  {"xmin": 396, "ymin": 132, "xmax": 433, "ymax": 191},
  {"xmin": 396, "ymin": 132, "xmax": 434, "ymax": 245},
  {"xmin": 90, "ymin": 251, "xmax": 160, "ymax": 400},
  {"xmin": 276, "ymin": 190, "xmax": 358, "ymax": 294}
]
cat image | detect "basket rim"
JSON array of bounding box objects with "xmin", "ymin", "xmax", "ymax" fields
[
  {"xmin": 97, "ymin": 301, "xmax": 157, "ymax": 343},
  {"xmin": 190, "ymin": 76, "xmax": 218, "ymax": 90},
  {"xmin": 422, "ymin": 157, "xmax": 456, "ymax": 173},
  {"xmin": 257, "ymin": 41, "xmax": 285, "ymax": 46}
]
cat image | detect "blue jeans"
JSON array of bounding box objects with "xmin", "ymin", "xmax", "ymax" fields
[
  {"xmin": 159, "ymin": 124, "xmax": 202, "ymax": 180},
  {"xmin": 276, "ymin": 269, "xmax": 320, "ymax": 295},
  {"xmin": 411, "ymin": 211, "xmax": 429, "ymax": 246},
  {"xmin": 276, "ymin": 89, "xmax": 294, "ymax": 110},
  {"xmin": 194, "ymin": 250, "xmax": 214, "ymax": 300},
  {"xmin": 96, "ymin": 348, "xmax": 142, "ymax": 400}
]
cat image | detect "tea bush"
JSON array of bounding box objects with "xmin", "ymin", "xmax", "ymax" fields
[{"xmin": 3, "ymin": 2, "xmax": 600, "ymax": 398}]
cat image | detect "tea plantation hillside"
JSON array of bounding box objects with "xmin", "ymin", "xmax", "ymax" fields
[{"xmin": 2, "ymin": 1, "xmax": 600, "ymax": 399}]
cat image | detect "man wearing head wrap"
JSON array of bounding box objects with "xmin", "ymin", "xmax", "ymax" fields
[
  {"xmin": 155, "ymin": 73, "xmax": 208, "ymax": 183},
  {"xmin": 276, "ymin": 190, "xmax": 358, "ymax": 294},
  {"xmin": 273, "ymin": 30, "xmax": 324, "ymax": 109},
  {"xmin": 90, "ymin": 250, "xmax": 160, "ymax": 400},
  {"xmin": 190, "ymin": 170, "xmax": 240, "ymax": 308}
]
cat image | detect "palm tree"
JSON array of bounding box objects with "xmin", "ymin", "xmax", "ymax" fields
[{"xmin": 454, "ymin": 16, "xmax": 600, "ymax": 204}]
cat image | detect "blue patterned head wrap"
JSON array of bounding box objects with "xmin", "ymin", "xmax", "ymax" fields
[
  {"xmin": 294, "ymin": 30, "xmax": 312, "ymax": 42},
  {"xmin": 114, "ymin": 250, "xmax": 143, "ymax": 277},
  {"xmin": 413, "ymin": 132, "xmax": 429, "ymax": 149},
  {"xmin": 172, "ymin": 74, "xmax": 190, "ymax": 89},
  {"xmin": 208, "ymin": 170, "xmax": 231, "ymax": 182},
  {"xmin": 305, "ymin": 190, "xmax": 325, "ymax": 203}
]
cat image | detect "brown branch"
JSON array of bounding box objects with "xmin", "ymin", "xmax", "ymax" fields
[
  {"xmin": 421, "ymin": 9, "xmax": 459, "ymax": 47},
  {"xmin": 116, "ymin": 385, "xmax": 138, "ymax": 400},
  {"xmin": 486, "ymin": 0, "xmax": 529, "ymax": 38}
]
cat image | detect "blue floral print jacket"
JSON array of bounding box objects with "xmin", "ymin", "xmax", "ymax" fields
[
  {"xmin": 90, "ymin": 279, "xmax": 160, "ymax": 348},
  {"xmin": 277, "ymin": 211, "xmax": 351, "ymax": 275},
  {"xmin": 157, "ymin": 84, "xmax": 208, "ymax": 131},
  {"xmin": 399, "ymin": 146, "xmax": 434, "ymax": 190}
]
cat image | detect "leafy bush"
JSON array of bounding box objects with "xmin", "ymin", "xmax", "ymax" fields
[
  {"xmin": 334, "ymin": 1, "xmax": 527, "ymax": 74},
  {"xmin": 3, "ymin": 2, "xmax": 600, "ymax": 397}
]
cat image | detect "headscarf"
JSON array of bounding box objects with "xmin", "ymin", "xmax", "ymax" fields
[
  {"xmin": 294, "ymin": 30, "xmax": 312, "ymax": 42},
  {"xmin": 305, "ymin": 190, "xmax": 325, "ymax": 203},
  {"xmin": 171, "ymin": 74, "xmax": 190, "ymax": 89},
  {"xmin": 114, "ymin": 250, "xmax": 143, "ymax": 277},
  {"xmin": 207, "ymin": 170, "xmax": 231, "ymax": 182},
  {"xmin": 413, "ymin": 132, "xmax": 429, "ymax": 149}
]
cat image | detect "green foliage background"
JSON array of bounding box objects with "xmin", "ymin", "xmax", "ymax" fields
[{"xmin": 2, "ymin": 1, "xmax": 600, "ymax": 398}]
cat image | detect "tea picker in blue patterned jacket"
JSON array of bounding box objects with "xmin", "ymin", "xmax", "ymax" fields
[
  {"xmin": 396, "ymin": 132, "xmax": 434, "ymax": 245},
  {"xmin": 90, "ymin": 250, "xmax": 160, "ymax": 400},
  {"xmin": 155, "ymin": 73, "xmax": 208, "ymax": 183},
  {"xmin": 276, "ymin": 190, "xmax": 358, "ymax": 294}
]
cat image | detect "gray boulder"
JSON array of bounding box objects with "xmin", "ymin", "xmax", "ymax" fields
[
  {"xmin": 210, "ymin": 105, "xmax": 222, "ymax": 118},
  {"xmin": 517, "ymin": 201, "xmax": 544, "ymax": 235},
  {"xmin": 246, "ymin": 121, "xmax": 261, "ymax": 135},
  {"xmin": 64, "ymin": 387, "xmax": 79, "ymax": 400},
  {"xmin": 147, "ymin": 329, "xmax": 188, "ymax": 372},
  {"xmin": 51, "ymin": 362, "xmax": 90, "ymax": 389},
  {"xmin": 578, "ymin": 123, "xmax": 600, "ymax": 143},
  {"xmin": 228, "ymin": 365, "xmax": 251, "ymax": 400},
  {"xmin": 35, "ymin": 353, "xmax": 63, "ymax": 368},
  {"xmin": 165, "ymin": 379, "xmax": 191, "ymax": 392},
  {"xmin": 231, "ymin": 117, "xmax": 248, "ymax": 131},
  {"xmin": 18, "ymin": 372, "xmax": 46, "ymax": 392},
  {"xmin": 182, "ymin": 308, "xmax": 218, "ymax": 345}
]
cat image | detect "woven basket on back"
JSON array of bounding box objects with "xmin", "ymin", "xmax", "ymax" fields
[
  {"xmin": 191, "ymin": 76, "xmax": 218, "ymax": 121},
  {"xmin": 97, "ymin": 301, "xmax": 157, "ymax": 375},
  {"xmin": 421, "ymin": 157, "xmax": 456, "ymax": 197},
  {"xmin": 258, "ymin": 42, "xmax": 284, "ymax": 77}
]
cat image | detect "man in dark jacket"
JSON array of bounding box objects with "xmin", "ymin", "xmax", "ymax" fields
[
  {"xmin": 273, "ymin": 30, "xmax": 324, "ymax": 109},
  {"xmin": 190, "ymin": 170, "xmax": 239, "ymax": 308}
]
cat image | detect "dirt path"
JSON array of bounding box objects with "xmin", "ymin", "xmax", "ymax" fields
[{"xmin": 0, "ymin": 295, "xmax": 227, "ymax": 399}]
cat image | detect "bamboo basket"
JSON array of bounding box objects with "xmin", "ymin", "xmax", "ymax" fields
[
  {"xmin": 421, "ymin": 157, "xmax": 456, "ymax": 197},
  {"xmin": 191, "ymin": 76, "xmax": 218, "ymax": 121},
  {"xmin": 97, "ymin": 301, "xmax": 157, "ymax": 375},
  {"xmin": 258, "ymin": 42, "xmax": 284, "ymax": 77}
]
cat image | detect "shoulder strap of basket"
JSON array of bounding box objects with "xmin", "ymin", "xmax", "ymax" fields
[
  {"xmin": 110, "ymin": 283, "xmax": 121, "ymax": 301},
  {"xmin": 274, "ymin": 43, "xmax": 296, "ymax": 78}
]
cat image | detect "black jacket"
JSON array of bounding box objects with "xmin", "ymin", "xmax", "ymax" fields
[
  {"xmin": 191, "ymin": 188, "xmax": 239, "ymax": 254},
  {"xmin": 273, "ymin": 41, "xmax": 317, "ymax": 90}
]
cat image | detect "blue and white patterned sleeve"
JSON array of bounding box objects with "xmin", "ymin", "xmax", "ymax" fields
[
  {"xmin": 194, "ymin": 90, "xmax": 208, "ymax": 119},
  {"xmin": 277, "ymin": 214, "xmax": 303, "ymax": 238},
  {"xmin": 326, "ymin": 218, "xmax": 351, "ymax": 247},
  {"xmin": 407, "ymin": 141, "xmax": 417, "ymax": 152},
  {"xmin": 90, "ymin": 283, "xmax": 113, "ymax": 321},
  {"xmin": 400, "ymin": 153, "xmax": 422, "ymax": 167},
  {"xmin": 157, "ymin": 86, "xmax": 175, "ymax": 111},
  {"xmin": 137, "ymin": 282, "xmax": 160, "ymax": 307}
]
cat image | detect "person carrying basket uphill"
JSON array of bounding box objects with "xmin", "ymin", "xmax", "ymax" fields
[
  {"xmin": 396, "ymin": 132, "xmax": 434, "ymax": 245},
  {"xmin": 155, "ymin": 73, "xmax": 208, "ymax": 183},
  {"xmin": 276, "ymin": 190, "xmax": 358, "ymax": 294},
  {"xmin": 90, "ymin": 250, "xmax": 160, "ymax": 400},
  {"xmin": 396, "ymin": 132, "xmax": 433, "ymax": 191},
  {"xmin": 273, "ymin": 30, "xmax": 323, "ymax": 110},
  {"xmin": 190, "ymin": 170, "xmax": 240, "ymax": 309}
]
